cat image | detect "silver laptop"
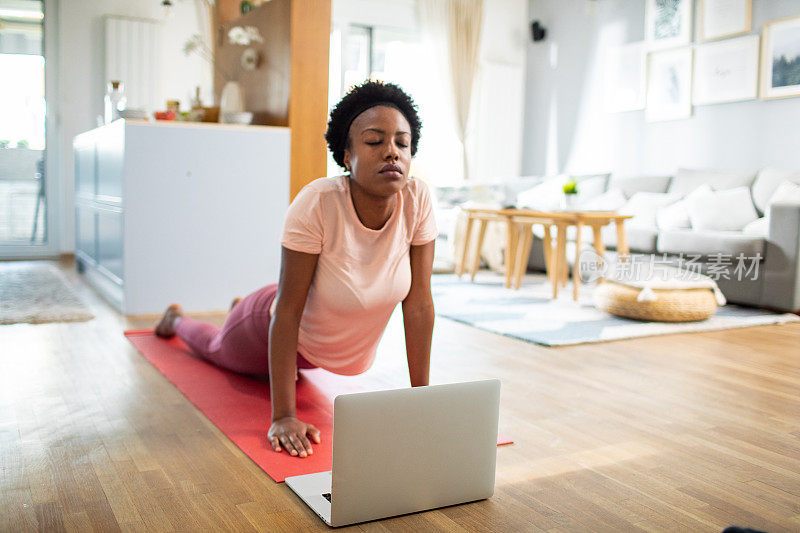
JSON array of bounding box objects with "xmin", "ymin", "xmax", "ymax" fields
[{"xmin": 285, "ymin": 379, "xmax": 501, "ymax": 527}]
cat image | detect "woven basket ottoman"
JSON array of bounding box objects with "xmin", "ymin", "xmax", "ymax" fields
[{"xmin": 593, "ymin": 265, "xmax": 727, "ymax": 323}]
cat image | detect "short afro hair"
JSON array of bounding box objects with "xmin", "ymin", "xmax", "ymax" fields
[{"xmin": 325, "ymin": 80, "xmax": 421, "ymax": 170}]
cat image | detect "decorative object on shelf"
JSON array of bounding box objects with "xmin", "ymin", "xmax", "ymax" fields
[
  {"xmin": 185, "ymin": 24, "xmax": 264, "ymax": 123},
  {"xmin": 202, "ymin": 107, "xmax": 220, "ymax": 123},
  {"xmin": 240, "ymin": 0, "xmax": 255, "ymax": 14},
  {"xmin": 187, "ymin": 86, "xmax": 205, "ymax": 121},
  {"xmin": 119, "ymin": 109, "xmax": 148, "ymax": 120},
  {"xmin": 698, "ymin": 0, "xmax": 751, "ymax": 42},
  {"xmin": 154, "ymin": 110, "xmax": 176, "ymax": 121},
  {"xmin": 645, "ymin": 0, "xmax": 693, "ymax": 50},
  {"xmin": 561, "ymin": 179, "xmax": 578, "ymax": 210},
  {"xmin": 221, "ymin": 111, "xmax": 253, "ymax": 125},
  {"xmin": 604, "ymin": 41, "xmax": 647, "ymax": 113},
  {"xmin": 228, "ymin": 25, "xmax": 264, "ymax": 46},
  {"xmin": 104, "ymin": 81, "xmax": 127, "ymax": 124},
  {"xmin": 219, "ymin": 81, "xmax": 245, "ymax": 119},
  {"xmin": 646, "ymin": 47, "xmax": 693, "ymax": 122},
  {"xmin": 241, "ymin": 47, "xmax": 260, "ymax": 71},
  {"xmin": 760, "ymin": 15, "xmax": 800, "ymax": 100},
  {"xmin": 693, "ymin": 34, "xmax": 759, "ymax": 105}
]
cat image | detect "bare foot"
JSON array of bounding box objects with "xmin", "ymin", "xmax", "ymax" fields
[
  {"xmin": 155, "ymin": 304, "xmax": 183, "ymax": 338},
  {"xmin": 230, "ymin": 297, "xmax": 243, "ymax": 311}
]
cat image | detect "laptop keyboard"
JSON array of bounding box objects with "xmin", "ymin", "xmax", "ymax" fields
[{"xmin": 322, "ymin": 493, "xmax": 331, "ymax": 502}]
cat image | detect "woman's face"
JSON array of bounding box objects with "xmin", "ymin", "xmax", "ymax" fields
[{"xmin": 343, "ymin": 105, "xmax": 412, "ymax": 198}]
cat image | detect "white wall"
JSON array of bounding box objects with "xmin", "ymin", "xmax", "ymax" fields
[
  {"xmin": 55, "ymin": 0, "xmax": 213, "ymax": 253},
  {"xmin": 522, "ymin": 0, "xmax": 800, "ymax": 179}
]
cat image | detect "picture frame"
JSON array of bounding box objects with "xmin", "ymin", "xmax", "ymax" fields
[
  {"xmin": 693, "ymin": 34, "xmax": 759, "ymax": 105},
  {"xmin": 603, "ymin": 41, "xmax": 647, "ymax": 113},
  {"xmin": 646, "ymin": 47, "xmax": 694, "ymax": 122},
  {"xmin": 760, "ymin": 15, "xmax": 800, "ymax": 100},
  {"xmin": 698, "ymin": 0, "xmax": 751, "ymax": 42},
  {"xmin": 646, "ymin": 0, "xmax": 693, "ymax": 50}
]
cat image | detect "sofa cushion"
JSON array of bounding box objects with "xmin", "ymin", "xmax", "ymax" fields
[
  {"xmin": 577, "ymin": 188, "xmax": 627, "ymax": 211},
  {"xmin": 621, "ymin": 192, "xmax": 681, "ymax": 227},
  {"xmin": 742, "ymin": 217, "xmax": 768, "ymax": 237},
  {"xmin": 657, "ymin": 229, "xmax": 765, "ymax": 258},
  {"xmin": 571, "ymin": 172, "xmax": 611, "ymax": 200},
  {"xmin": 596, "ymin": 225, "xmax": 658, "ymax": 253},
  {"xmin": 516, "ymin": 173, "xmax": 611, "ymax": 209},
  {"xmin": 668, "ymin": 168, "xmax": 756, "ymax": 196},
  {"xmin": 608, "ymin": 175, "xmax": 671, "ymax": 198},
  {"xmin": 751, "ymin": 167, "xmax": 800, "ymax": 214},
  {"xmin": 685, "ymin": 186, "xmax": 758, "ymax": 231},
  {"xmin": 502, "ymin": 175, "xmax": 546, "ymax": 205},
  {"xmin": 767, "ymin": 180, "xmax": 800, "ymax": 215},
  {"xmin": 516, "ymin": 176, "xmax": 565, "ymax": 210},
  {"xmin": 656, "ymin": 184, "xmax": 713, "ymax": 230}
]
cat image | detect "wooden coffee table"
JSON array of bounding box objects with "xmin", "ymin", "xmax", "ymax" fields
[{"xmin": 457, "ymin": 207, "xmax": 633, "ymax": 300}]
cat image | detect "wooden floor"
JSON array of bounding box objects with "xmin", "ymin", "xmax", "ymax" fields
[{"xmin": 2, "ymin": 260, "xmax": 799, "ymax": 532}]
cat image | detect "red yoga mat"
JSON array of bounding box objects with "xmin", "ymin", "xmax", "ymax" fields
[{"xmin": 124, "ymin": 330, "xmax": 512, "ymax": 483}]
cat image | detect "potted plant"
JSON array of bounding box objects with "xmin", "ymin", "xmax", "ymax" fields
[{"xmin": 562, "ymin": 178, "xmax": 578, "ymax": 210}]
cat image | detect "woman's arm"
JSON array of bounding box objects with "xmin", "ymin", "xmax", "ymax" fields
[
  {"xmin": 268, "ymin": 246, "xmax": 319, "ymax": 458},
  {"xmin": 402, "ymin": 240, "xmax": 436, "ymax": 387}
]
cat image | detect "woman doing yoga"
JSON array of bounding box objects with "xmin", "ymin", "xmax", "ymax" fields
[{"xmin": 154, "ymin": 81, "xmax": 436, "ymax": 460}]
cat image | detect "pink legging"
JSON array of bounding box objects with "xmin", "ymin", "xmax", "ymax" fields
[{"xmin": 174, "ymin": 283, "xmax": 317, "ymax": 375}]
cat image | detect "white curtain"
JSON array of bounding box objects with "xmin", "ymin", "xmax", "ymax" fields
[{"xmin": 419, "ymin": 0, "xmax": 484, "ymax": 181}]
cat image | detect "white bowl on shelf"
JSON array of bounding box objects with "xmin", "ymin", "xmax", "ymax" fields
[
  {"xmin": 119, "ymin": 108, "xmax": 148, "ymax": 120},
  {"xmin": 221, "ymin": 111, "xmax": 253, "ymax": 125}
]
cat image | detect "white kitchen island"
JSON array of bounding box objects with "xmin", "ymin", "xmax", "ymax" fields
[{"xmin": 74, "ymin": 119, "xmax": 290, "ymax": 315}]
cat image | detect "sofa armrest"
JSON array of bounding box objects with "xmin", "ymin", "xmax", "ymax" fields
[{"xmin": 762, "ymin": 202, "xmax": 800, "ymax": 311}]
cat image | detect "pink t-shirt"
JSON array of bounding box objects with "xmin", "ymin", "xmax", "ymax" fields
[{"xmin": 280, "ymin": 175, "xmax": 437, "ymax": 375}]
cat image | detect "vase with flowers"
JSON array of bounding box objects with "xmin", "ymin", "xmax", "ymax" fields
[{"xmin": 183, "ymin": 25, "xmax": 264, "ymax": 123}]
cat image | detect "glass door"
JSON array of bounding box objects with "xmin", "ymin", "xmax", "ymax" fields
[{"xmin": 0, "ymin": 0, "xmax": 54, "ymax": 257}]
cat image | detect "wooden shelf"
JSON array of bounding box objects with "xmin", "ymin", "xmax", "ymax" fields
[{"xmin": 214, "ymin": 0, "xmax": 331, "ymax": 200}]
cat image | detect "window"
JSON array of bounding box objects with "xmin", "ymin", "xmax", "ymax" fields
[
  {"xmin": 0, "ymin": 0, "xmax": 46, "ymax": 244},
  {"xmin": 328, "ymin": 23, "xmax": 462, "ymax": 185}
]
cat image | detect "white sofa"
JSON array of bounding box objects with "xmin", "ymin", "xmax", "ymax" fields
[{"xmin": 433, "ymin": 167, "xmax": 800, "ymax": 312}]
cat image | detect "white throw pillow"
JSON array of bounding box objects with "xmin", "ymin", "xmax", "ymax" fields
[
  {"xmin": 577, "ymin": 188, "xmax": 627, "ymax": 211},
  {"xmin": 766, "ymin": 180, "xmax": 800, "ymax": 216},
  {"xmin": 686, "ymin": 186, "xmax": 758, "ymax": 231},
  {"xmin": 742, "ymin": 217, "xmax": 768, "ymax": 237},
  {"xmin": 655, "ymin": 184, "xmax": 713, "ymax": 230},
  {"xmin": 572, "ymin": 174, "xmax": 609, "ymax": 201},
  {"xmin": 516, "ymin": 176, "xmax": 566, "ymax": 211},
  {"xmin": 668, "ymin": 168, "xmax": 756, "ymax": 197},
  {"xmin": 620, "ymin": 192, "xmax": 681, "ymax": 227},
  {"xmin": 751, "ymin": 168, "xmax": 800, "ymax": 214}
]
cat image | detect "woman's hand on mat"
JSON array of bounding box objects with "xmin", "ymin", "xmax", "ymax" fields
[{"xmin": 268, "ymin": 417, "xmax": 321, "ymax": 458}]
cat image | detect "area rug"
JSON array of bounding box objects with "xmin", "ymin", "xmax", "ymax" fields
[
  {"xmin": 0, "ymin": 262, "xmax": 94, "ymax": 324},
  {"xmin": 432, "ymin": 273, "xmax": 800, "ymax": 347},
  {"xmin": 124, "ymin": 330, "xmax": 512, "ymax": 483}
]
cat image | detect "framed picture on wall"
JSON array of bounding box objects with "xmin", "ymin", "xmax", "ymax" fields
[
  {"xmin": 646, "ymin": 47, "xmax": 693, "ymax": 122},
  {"xmin": 761, "ymin": 15, "xmax": 800, "ymax": 99},
  {"xmin": 604, "ymin": 41, "xmax": 647, "ymax": 113},
  {"xmin": 693, "ymin": 34, "xmax": 759, "ymax": 105},
  {"xmin": 698, "ymin": 0, "xmax": 751, "ymax": 42},
  {"xmin": 646, "ymin": 0, "xmax": 693, "ymax": 50}
]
